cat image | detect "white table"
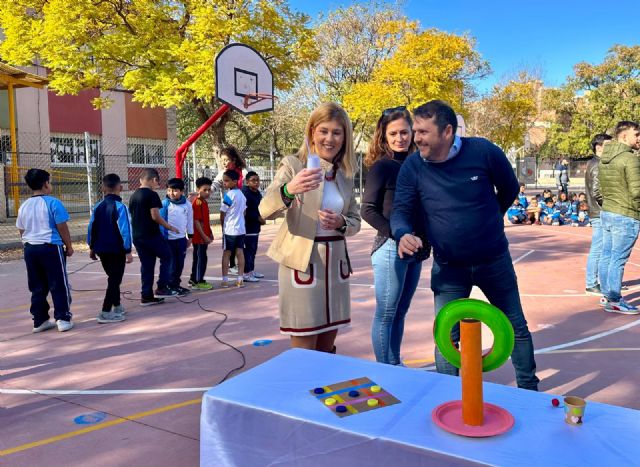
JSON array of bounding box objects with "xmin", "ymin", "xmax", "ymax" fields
[{"xmin": 200, "ymin": 349, "xmax": 640, "ymax": 467}]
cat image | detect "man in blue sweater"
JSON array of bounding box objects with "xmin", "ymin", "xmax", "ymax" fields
[{"xmin": 390, "ymin": 100, "xmax": 539, "ymax": 390}]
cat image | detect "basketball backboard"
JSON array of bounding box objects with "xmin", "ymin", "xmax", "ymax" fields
[{"xmin": 215, "ymin": 43, "xmax": 274, "ymax": 115}]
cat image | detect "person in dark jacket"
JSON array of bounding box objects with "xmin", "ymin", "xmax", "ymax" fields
[
  {"xmin": 88, "ymin": 174, "xmax": 133, "ymax": 323},
  {"xmin": 585, "ymin": 133, "xmax": 612, "ymax": 295},
  {"xmin": 361, "ymin": 106, "xmax": 429, "ymax": 366},
  {"xmin": 598, "ymin": 121, "xmax": 640, "ymax": 314},
  {"xmin": 391, "ymin": 100, "xmax": 539, "ymax": 390},
  {"xmin": 555, "ymin": 159, "xmax": 569, "ymax": 195}
]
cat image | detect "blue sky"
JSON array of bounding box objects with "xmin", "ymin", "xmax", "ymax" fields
[{"xmin": 288, "ymin": 0, "xmax": 638, "ymax": 93}]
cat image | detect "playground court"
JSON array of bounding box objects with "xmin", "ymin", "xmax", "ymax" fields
[{"xmin": 2, "ymin": 221, "xmax": 640, "ymax": 466}]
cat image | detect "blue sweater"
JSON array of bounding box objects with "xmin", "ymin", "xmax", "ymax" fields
[
  {"xmin": 88, "ymin": 194, "xmax": 132, "ymax": 254},
  {"xmin": 391, "ymin": 137, "xmax": 518, "ymax": 265}
]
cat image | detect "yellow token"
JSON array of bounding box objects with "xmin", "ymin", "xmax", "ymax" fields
[
  {"xmin": 367, "ymin": 398, "xmax": 379, "ymax": 407},
  {"xmin": 370, "ymin": 385, "xmax": 381, "ymax": 393},
  {"xmin": 324, "ymin": 397, "xmax": 337, "ymax": 406}
]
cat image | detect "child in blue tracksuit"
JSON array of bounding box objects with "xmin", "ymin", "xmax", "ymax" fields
[
  {"xmin": 570, "ymin": 201, "xmax": 590, "ymax": 227},
  {"xmin": 555, "ymin": 191, "xmax": 573, "ymax": 224},
  {"xmin": 518, "ymin": 182, "xmax": 529, "ymax": 209},
  {"xmin": 160, "ymin": 178, "xmax": 193, "ymax": 296},
  {"xmin": 88, "ymin": 173, "xmax": 133, "ymax": 324},
  {"xmin": 506, "ymin": 198, "xmax": 527, "ymax": 224},
  {"xmin": 17, "ymin": 168, "xmax": 74, "ymax": 333},
  {"xmin": 540, "ymin": 198, "xmax": 561, "ymax": 225}
]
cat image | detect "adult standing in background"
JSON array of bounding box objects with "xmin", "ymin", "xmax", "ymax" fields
[
  {"xmin": 259, "ymin": 103, "xmax": 361, "ymax": 353},
  {"xmin": 361, "ymin": 106, "xmax": 429, "ymax": 365},
  {"xmin": 391, "ymin": 100, "xmax": 539, "ymax": 390},
  {"xmin": 585, "ymin": 133, "xmax": 612, "ymax": 296},
  {"xmin": 598, "ymin": 121, "xmax": 640, "ymax": 314},
  {"xmin": 555, "ymin": 158, "xmax": 570, "ymax": 195}
]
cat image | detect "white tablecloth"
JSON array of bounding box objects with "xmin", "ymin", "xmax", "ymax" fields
[{"xmin": 200, "ymin": 349, "xmax": 640, "ymax": 467}]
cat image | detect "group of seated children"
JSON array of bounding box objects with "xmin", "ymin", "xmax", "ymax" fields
[
  {"xmin": 19, "ymin": 165, "xmax": 265, "ymax": 333},
  {"xmin": 507, "ymin": 183, "xmax": 590, "ymax": 227}
]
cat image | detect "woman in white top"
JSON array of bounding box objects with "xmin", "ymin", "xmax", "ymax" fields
[{"xmin": 259, "ymin": 103, "xmax": 361, "ymax": 352}]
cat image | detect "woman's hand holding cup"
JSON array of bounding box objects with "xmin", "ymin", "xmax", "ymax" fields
[{"xmin": 287, "ymin": 167, "xmax": 322, "ymax": 195}]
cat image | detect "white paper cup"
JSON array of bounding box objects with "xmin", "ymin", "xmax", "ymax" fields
[{"xmin": 307, "ymin": 154, "xmax": 320, "ymax": 169}]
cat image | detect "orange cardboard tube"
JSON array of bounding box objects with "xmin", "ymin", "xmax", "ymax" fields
[{"xmin": 461, "ymin": 319, "xmax": 484, "ymax": 426}]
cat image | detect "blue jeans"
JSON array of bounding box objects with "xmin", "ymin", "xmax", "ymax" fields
[
  {"xmin": 133, "ymin": 234, "xmax": 172, "ymax": 298},
  {"xmin": 599, "ymin": 211, "xmax": 640, "ymax": 302},
  {"xmin": 431, "ymin": 251, "xmax": 539, "ymax": 390},
  {"xmin": 585, "ymin": 217, "xmax": 603, "ymax": 288},
  {"xmin": 371, "ymin": 239, "xmax": 422, "ymax": 365}
]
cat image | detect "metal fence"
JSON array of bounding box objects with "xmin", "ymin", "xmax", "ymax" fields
[{"xmin": 514, "ymin": 157, "xmax": 589, "ymax": 190}]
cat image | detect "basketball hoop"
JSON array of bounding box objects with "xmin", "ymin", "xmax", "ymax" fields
[{"xmin": 243, "ymin": 92, "xmax": 277, "ymax": 110}]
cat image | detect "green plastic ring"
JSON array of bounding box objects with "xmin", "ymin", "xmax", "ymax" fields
[{"xmin": 433, "ymin": 298, "xmax": 514, "ymax": 372}]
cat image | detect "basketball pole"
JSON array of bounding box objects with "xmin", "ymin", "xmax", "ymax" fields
[{"xmin": 175, "ymin": 103, "xmax": 230, "ymax": 179}]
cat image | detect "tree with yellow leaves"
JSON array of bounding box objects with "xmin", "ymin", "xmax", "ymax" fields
[
  {"xmin": 343, "ymin": 28, "xmax": 489, "ymax": 137},
  {"xmin": 0, "ymin": 0, "xmax": 317, "ymax": 145}
]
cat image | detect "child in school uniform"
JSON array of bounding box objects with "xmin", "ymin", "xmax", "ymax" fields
[
  {"xmin": 16, "ymin": 169, "xmax": 74, "ymax": 333},
  {"xmin": 189, "ymin": 176, "xmax": 214, "ymax": 290},
  {"xmin": 160, "ymin": 178, "xmax": 193, "ymax": 296},
  {"xmin": 88, "ymin": 173, "xmax": 132, "ymax": 324},
  {"xmin": 526, "ymin": 196, "xmax": 541, "ymax": 224},
  {"xmin": 220, "ymin": 170, "xmax": 247, "ymax": 288},
  {"xmin": 571, "ymin": 201, "xmax": 591, "ymax": 227},
  {"xmin": 540, "ymin": 198, "xmax": 561, "ymax": 225},
  {"xmin": 518, "ymin": 182, "xmax": 529, "ymax": 209},
  {"xmin": 506, "ymin": 198, "xmax": 527, "ymax": 224},
  {"xmin": 241, "ymin": 171, "xmax": 266, "ymax": 282}
]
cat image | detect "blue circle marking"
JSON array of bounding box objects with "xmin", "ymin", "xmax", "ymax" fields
[
  {"xmin": 253, "ymin": 339, "xmax": 272, "ymax": 347},
  {"xmin": 74, "ymin": 412, "xmax": 107, "ymax": 425}
]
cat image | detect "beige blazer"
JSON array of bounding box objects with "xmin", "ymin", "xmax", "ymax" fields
[{"xmin": 259, "ymin": 155, "xmax": 361, "ymax": 271}]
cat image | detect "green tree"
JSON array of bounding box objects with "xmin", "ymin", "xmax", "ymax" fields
[
  {"xmin": 541, "ymin": 45, "xmax": 640, "ymax": 157},
  {"xmin": 0, "ymin": 0, "xmax": 317, "ymax": 147}
]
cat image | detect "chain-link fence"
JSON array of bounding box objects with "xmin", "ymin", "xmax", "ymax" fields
[{"xmin": 514, "ymin": 156, "xmax": 590, "ymax": 190}]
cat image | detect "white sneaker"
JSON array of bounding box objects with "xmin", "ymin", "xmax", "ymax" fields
[
  {"xmin": 97, "ymin": 311, "xmax": 126, "ymax": 324},
  {"xmin": 56, "ymin": 320, "xmax": 74, "ymax": 332},
  {"xmin": 33, "ymin": 320, "xmax": 56, "ymax": 333},
  {"xmin": 243, "ymin": 274, "xmax": 260, "ymax": 282},
  {"xmin": 228, "ymin": 267, "xmax": 239, "ymax": 275},
  {"xmin": 253, "ymin": 272, "xmax": 265, "ymax": 278},
  {"xmin": 112, "ymin": 304, "xmax": 126, "ymax": 316}
]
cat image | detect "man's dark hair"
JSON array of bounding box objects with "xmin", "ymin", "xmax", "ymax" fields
[
  {"xmin": 590, "ymin": 133, "xmax": 612, "ymax": 153},
  {"xmin": 167, "ymin": 177, "xmax": 185, "ymax": 190},
  {"xmin": 140, "ymin": 168, "xmax": 160, "ymax": 181},
  {"xmin": 196, "ymin": 176, "xmax": 213, "ymax": 188},
  {"xmin": 224, "ymin": 169, "xmax": 240, "ymax": 182},
  {"xmin": 614, "ymin": 121, "xmax": 639, "ymax": 137},
  {"xmin": 413, "ymin": 100, "xmax": 457, "ymax": 134},
  {"xmin": 245, "ymin": 171, "xmax": 259, "ymax": 180},
  {"xmin": 102, "ymin": 173, "xmax": 121, "ymax": 190},
  {"xmin": 24, "ymin": 168, "xmax": 50, "ymax": 191}
]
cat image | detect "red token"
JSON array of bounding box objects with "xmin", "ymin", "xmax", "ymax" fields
[{"xmin": 551, "ymin": 398, "xmax": 560, "ymax": 407}]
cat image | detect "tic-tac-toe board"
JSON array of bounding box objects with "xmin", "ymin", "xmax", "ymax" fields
[{"xmin": 310, "ymin": 376, "xmax": 401, "ymax": 418}]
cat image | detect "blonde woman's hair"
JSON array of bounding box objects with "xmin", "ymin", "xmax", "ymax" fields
[
  {"xmin": 297, "ymin": 102, "xmax": 356, "ymax": 178},
  {"xmin": 365, "ymin": 107, "xmax": 415, "ymax": 168}
]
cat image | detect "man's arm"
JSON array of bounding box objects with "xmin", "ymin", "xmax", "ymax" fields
[
  {"xmin": 57, "ymin": 222, "xmax": 74, "ymax": 257},
  {"xmin": 151, "ymin": 208, "xmax": 179, "ymax": 233},
  {"xmin": 390, "ymin": 157, "xmax": 419, "ymax": 241},
  {"xmin": 626, "ymin": 156, "xmax": 640, "ymax": 213},
  {"xmin": 487, "ymin": 143, "xmax": 519, "ymax": 214}
]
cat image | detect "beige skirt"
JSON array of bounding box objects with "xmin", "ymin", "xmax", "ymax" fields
[{"xmin": 278, "ymin": 236, "xmax": 352, "ymax": 336}]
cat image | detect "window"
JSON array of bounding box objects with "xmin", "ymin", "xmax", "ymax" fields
[
  {"xmin": 50, "ymin": 134, "xmax": 100, "ymax": 166},
  {"xmin": 0, "ymin": 133, "xmax": 11, "ymax": 165},
  {"xmin": 127, "ymin": 139, "xmax": 165, "ymax": 166}
]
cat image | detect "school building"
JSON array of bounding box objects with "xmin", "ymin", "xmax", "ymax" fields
[{"xmin": 0, "ymin": 63, "xmax": 177, "ymax": 219}]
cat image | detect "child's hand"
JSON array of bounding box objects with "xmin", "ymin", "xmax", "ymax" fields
[
  {"xmin": 89, "ymin": 250, "xmax": 98, "ymax": 261},
  {"xmin": 125, "ymin": 253, "xmax": 133, "ymax": 263},
  {"xmin": 169, "ymin": 225, "xmax": 180, "ymax": 234},
  {"xmin": 205, "ymin": 236, "xmax": 213, "ymax": 244},
  {"xmin": 187, "ymin": 239, "xmax": 192, "ymax": 249},
  {"xmin": 65, "ymin": 245, "xmax": 74, "ymax": 257}
]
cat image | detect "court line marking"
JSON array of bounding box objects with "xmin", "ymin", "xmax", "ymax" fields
[
  {"xmin": 512, "ymin": 249, "xmax": 535, "ymax": 264},
  {"xmin": 0, "ymin": 398, "xmax": 200, "ymax": 457}
]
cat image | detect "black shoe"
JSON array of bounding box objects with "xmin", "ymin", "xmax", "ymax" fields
[
  {"xmin": 155, "ymin": 286, "xmax": 179, "ymax": 298},
  {"xmin": 172, "ymin": 286, "xmax": 190, "ymax": 296},
  {"xmin": 141, "ymin": 296, "xmax": 165, "ymax": 307},
  {"xmin": 585, "ymin": 285, "xmax": 602, "ymax": 296}
]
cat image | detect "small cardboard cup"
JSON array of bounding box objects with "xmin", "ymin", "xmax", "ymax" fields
[{"xmin": 563, "ymin": 396, "xmax": 586, "ymax": 425}]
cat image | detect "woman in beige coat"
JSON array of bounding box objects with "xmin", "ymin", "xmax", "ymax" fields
[{"xmin": 259, "ymin": 103, "xmax": 361, "ymax": 352}]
